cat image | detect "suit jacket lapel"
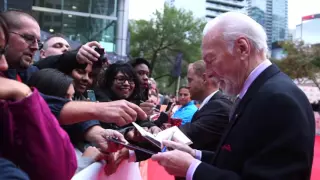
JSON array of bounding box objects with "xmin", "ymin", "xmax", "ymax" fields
[
  {"xmin": 191, "ymin": 91, "xmax": 223, "ymax": 123},
  {"xmin": 212, "ymin": 64, "xmax": 281, "ymax": 163}
]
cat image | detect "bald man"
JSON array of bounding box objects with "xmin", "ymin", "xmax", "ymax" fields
[
  {"xmin": 151, "ymin": 12, "xmax": 315, "ymax": 180},
  {"xmin": 40, "ymin": 34, "xmax": 70, "ymax": 59}
]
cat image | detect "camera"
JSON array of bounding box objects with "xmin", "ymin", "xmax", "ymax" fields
[{"xmin": 94, "ymin": 47, "xmax": 107, "ymax": 67}]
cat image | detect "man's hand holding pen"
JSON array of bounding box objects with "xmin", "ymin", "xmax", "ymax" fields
[
  {"xmin": 140, "ymin": 100, "xmax": 160, "ymax": 117},
  {"xmin": 152, "ymin": 140, "xmax": 197, "ymax": 177}
]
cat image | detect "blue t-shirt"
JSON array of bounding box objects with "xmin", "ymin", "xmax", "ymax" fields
[{"xmin": 172, "ymin": 101, "xmax": 198, "ymax": 125}]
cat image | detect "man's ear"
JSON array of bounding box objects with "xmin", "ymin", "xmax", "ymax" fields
[
  {"xmin": 235, "ymin": 37, "xmax": 250, "ymax": 61},
  {"xmin": 39, "ymin": 49, "xmax": 46, "ymax": 59},
  {"xmin": 202, "ymin": 73, "xmax": 207, "ymax": 84}
]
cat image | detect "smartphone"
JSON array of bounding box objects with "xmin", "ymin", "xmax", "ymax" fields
[
  {"xmin": 94, "ymin": 47, "xmax": 107, "ymax": 68},
  {"xmin": 94, "ymin": 47, "xmax": 105, "ymax": 62},
  {"xmin": 87, "ymin": 90, "xmax": 96, "ymax": 102},
  {"xmin": 165, "ymin": 102, "xmax": 173, "ymax": 112},
  {"xmin": 107, "ymin": 137, "xmax": 157, "ymax": 155}
]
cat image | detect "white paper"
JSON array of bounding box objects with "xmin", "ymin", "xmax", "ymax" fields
[
  {"xmin": 72, "ymin": 161, "xmax": 142, "ymax": 180},
  {"xmin": 156, "ymin": 126, "xmax": 193, "ymax": 145},
  {"xmin": 132, "ymin": 122, "xmax": 193, "ymax": 146},
  {"xmin": 132, "ymin": 122, "xmax": 155, "ymax": 137}
]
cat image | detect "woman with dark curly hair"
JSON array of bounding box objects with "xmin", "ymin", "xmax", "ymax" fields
[
  {"xmin": 96, "ymin": 62, "xmax": 142, "ymax": 103},
  {"xmin": 94, "ymin": 62, "xmax": 155, "ymax": 132}
]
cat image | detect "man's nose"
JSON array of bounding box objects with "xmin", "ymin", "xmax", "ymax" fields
[
  {"xmin": 0, "ymin": 55, "xmax": 8, "ymax": 71},
  {"xmin": 62, "ymin": 46, "xmax": 69, "ymax": 53},
  {"xmin": 82, "ymin": 73, "xmax": 90, "ymax": 81},
  {"xmin": 143, "ymin": 74, "xmax": 148, "ymax": 80},
  {"xmin": 29, "ymin": 41, "xmax": 39, "ymax": 52}
]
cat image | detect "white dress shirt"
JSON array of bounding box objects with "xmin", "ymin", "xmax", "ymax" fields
[{"xmin": 198, "ymin": 90, "xmax": 219, "ymax": 110}]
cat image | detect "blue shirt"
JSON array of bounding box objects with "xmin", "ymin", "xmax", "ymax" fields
[{"xmin": 172, "ymin": 101, "xmax": 198, "ymax": 125}]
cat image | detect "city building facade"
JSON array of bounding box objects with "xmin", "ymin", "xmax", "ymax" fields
[
  {"xmin": 166, "ymin": 0, "xmax": 247, "ymax": 21},
  {"xmin": 247, "ymin": 0, "xmax": 288, "ymax": 49},
  {"xmin": 295, "ymin": 15, "xmax": 320, "ymax": 45},
  {"xmin": 205, "ymin": 0, "xmax": 247, "ymax": 20},
  {"xmin": 2, "ymin": 0, "xmax": 130, "ymax": 60}
]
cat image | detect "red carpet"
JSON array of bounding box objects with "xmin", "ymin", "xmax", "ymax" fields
[
  {"xmin": 311, "ymin": 136, "xmax": 320, "ymax": 180},
  {"xmin": 146, "ymin": 136, "xmax": 320, "ymax": 180},
  {"xmin": 147, "ymin": 160, "xmax": 174, "ymax": 180}
]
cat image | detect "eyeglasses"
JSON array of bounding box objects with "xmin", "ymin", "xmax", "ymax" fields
[
  {"xmin": 114, "ymin": 77, "xmax": 135, "ymax": 85},
  {"xmin": 10, "ymin": 32, "xmax": 43, "ymax": 50}
]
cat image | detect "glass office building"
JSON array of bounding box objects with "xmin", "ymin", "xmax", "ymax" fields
[
  {"xmin": 205, "ymin": 0, "xmax": 247, "ymax": 20},
  {"xmin": 271, "ymin": 0, "xmax": 288, "ymax": 43},
  {"xmin": 166, "ymin": 0, "xmax": 247, "ymax": 21},
  {"xmin": 295, "ymin": 18, "xmax": 320, "ymax": 45},
  {"xmin": 3, "ymin": 0, "xmax": 129, "ymax": 60},
  {"xmin": 248, "ymin": 0, "xmax": 288, "ymax": 49}
]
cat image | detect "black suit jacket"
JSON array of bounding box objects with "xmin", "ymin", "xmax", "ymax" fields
[
  {"xmin": 193, "ymin": 64, "xmax": 315, "ymax": 180},
  {"xmin": 135, "ymin": 92, "xmax": 233, "ymax": 162},
  {"xmin": 179, "ymin": 91, "xmax": 233, "ymax": 152}
]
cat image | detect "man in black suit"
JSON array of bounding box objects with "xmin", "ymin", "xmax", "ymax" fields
[
  {"xmin": 151, "ymin": 12, "xmax": 315, "ymax": 180},
  {"xmin": 180, "ymin": 60, "xmax": 232, "ymax": 152}
]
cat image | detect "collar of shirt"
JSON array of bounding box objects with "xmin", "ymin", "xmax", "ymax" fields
[
  {"xmin": 175, "ymin": 101, "xmax": 195, "ymax": 113},
  {"xmin": 238, "ymin": 60, "xmax": 272, "ymax": 99},
  {"xmin": 198, "ymin": 90, "xmax": 219, "ymax": 110},
  {"xmin": 181, "ymin": 100, "xmax": 195, "ymax": 108}
]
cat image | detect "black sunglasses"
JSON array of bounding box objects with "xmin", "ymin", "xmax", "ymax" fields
[{"xmin": 10, "ymin": 32, "xmax": 43, "ymax": 50}]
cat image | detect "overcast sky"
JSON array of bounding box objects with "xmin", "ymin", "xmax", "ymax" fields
[{"xmin": 129, "ymin": 0, "xmax": 320, "ymax": 29}]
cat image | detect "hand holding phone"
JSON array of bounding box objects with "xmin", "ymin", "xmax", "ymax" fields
[
  {"xmin": 87, "ymin": 90, "xmax": 97, "ymax": 102},
  {"xmin": 94, "ymin": 47, "xmax": 107, "ymax": 67},
  {"xmin": 107, "ymin": 137, "xmax": 156, "ymax": 155},
  {"xmin": 165, "ymin": 102, "xmax": 173, "ymax": 112}
]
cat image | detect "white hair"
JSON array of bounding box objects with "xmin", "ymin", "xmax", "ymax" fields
[
  {"xmin": 149, "ymin": 78, "xmax": 157, "ymax": 85},
  {"xmin": 203, "ymin": 12, "xmax": 268, "ymax": 55}
]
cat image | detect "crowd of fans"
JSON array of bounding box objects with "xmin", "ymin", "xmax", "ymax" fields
[
  {"xmin": 0, "ymin": 10, "xmax": 202, "ymax": 179},
  {"xmin": 0, "ymin": 9, "xmax": 316, "ymax": 180}
]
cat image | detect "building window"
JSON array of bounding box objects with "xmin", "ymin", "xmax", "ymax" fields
[
  {"xmin": 44, "ymin": 15, "xmax": 51, "ymax": 21},
  {"xmin": 54, "ymin": 15, "xmax": 62, "ymax": 21},
  {"xmin": 63, "ymin": 0, "xmax": 91, "ymax": 13},
  {"xmin": 32, "ymin": 10, "xmax": 116, "ymax": 52},
  {"xmin": 34, "ymin": 0, "xmax": 62, "ymax": 8},
  {"xmin": 44, "ymin": 2, "xmax": 53, "ymax": 8},
  {"xmin": 91, "ymin": 0, "xmax": 117, "ymax": 16},
  {"xmin": 61, "ymin": 0, "xmax": 117, "ymax": 16}
]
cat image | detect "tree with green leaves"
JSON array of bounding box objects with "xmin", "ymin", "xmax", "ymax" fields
[
  {"xmin": 129, "ymin": 3, "xmax": 206, "ymax": 93},
  {"xmin": 273, "ymin": 41, "xmax": 320, "ymax": 90}
]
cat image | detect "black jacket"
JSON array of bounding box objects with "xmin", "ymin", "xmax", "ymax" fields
[
  {"xmin": 35, "ymin": 50, "xmax": 85, "ymax": 74},
  {"xmin": 193, "ymin": 64, "xmax": 315, "ymax": 180},
  {"xmin": 5, "ymin": 50, "xmax": 83, "ymax": 83},
  {"xmin": 179, "ymin": 91, "xmax": 232, "ymax": 152}
]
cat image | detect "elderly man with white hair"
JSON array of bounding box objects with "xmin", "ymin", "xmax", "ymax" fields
[{"xmin": 151, "ymin": 12, "xmax": 315, "ymax": 180}]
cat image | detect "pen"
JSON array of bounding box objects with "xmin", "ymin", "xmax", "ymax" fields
[
  {"xmin": 161, "ymin": 132, "xmax": 175, "ymax": 152},
  {"xmin": 152, "ymin": 107, "xmax": 160, "ymax": 112},
  {"xmin": 141, "ymin": 100, "xmax": 160, "ymax": 112}
]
